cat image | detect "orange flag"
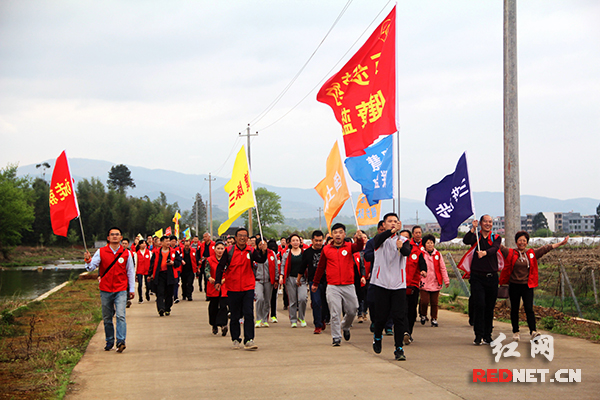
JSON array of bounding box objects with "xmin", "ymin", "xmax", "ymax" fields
[
  {"xmin": 355, "ymin": 193, "xmax": 381, "ymax": 227},
  {"xmin": 317, "ymin": 6, "xmax": 397, "ymax": 157},
  {"xmin": 50, "ymin": 151, "xmax": 80, "ymax": 237},
  {"xmin": 315, "ymin": 142, "xmax": 351, "ymax": 231}
]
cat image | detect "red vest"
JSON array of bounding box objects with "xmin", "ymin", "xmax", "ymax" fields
[
  {"xmin": 265, "ymin": 249, "xmax": 278, "ymax": 284},
  {"xmin": 283, "ymin": 248, "xmax": 304, "ymax": 280},
  {"xmin": 431, "ymin": 249, "xmax": 444, "ymax": 286},
  {"xmin": 499, "ymin": 248, "xmax": 539, "ymax": 288},
  {"xmin": 199, "ymin": 240, "xmax": 216, "ymax": 259},
  {"xmin": 136, "ymin": 249, "xmax": 152, "ymax": 275},
  {"xmin": 181, "ymin": 248, "xmax": 199, "ymax": 273},
  {"xmin": 151, "ymin": 248, "xmax": 179, "ymax": 280},
  {"xmin": 317, "ymin": 241, "xmax": 359, "ymax": 286},
  {"xmin": 98, "ymin": 245, "xmax": 130, "ymax": 293},
  {"xmin": 223, "ymin": 245, "xmax": 256, "ymax": 292},
  {"xmin": 206, "ymin": 256, "xmax": 227, "ymax": 298},
  {"xmin": 405, "ymin": 239, "xmax": 423, "ymax": 288}
]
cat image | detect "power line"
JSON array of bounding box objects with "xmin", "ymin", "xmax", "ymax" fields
[
  {"xmin": 255, "ymin": 0, "xmax": 394, "ymax": 132},
  {"xmin": 248, "ymin": 0, "xmax": 354, "ymax": 127}
]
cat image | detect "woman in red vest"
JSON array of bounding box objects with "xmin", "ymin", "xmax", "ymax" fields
[
  {"xmin": 500, "ymin": 231, "xmax": 568, "ymax": 341},
  {"xmin": 206, "ymin": 241, "xmax": 228, "ymax": 336},
  {"xmin": 135, "ymin": 240, "xmax": 152, "ymax": 303},
  {"xmin": 419, "ymin": 234, "xmax": 449, "ymax": 327}
]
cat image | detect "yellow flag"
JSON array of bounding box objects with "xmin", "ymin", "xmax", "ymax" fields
[
  {"xmin": 154, "ymin": 228, "xmax": 163, "ymax": 238},
  {"xmin": 355, "ymin": 193, "xmax": 381, "ymax": 227},
  {"xmin": 173, "ymin": 211, "xmax": 182, "ymax": 222},
  {"xmin": 315, "ymin": 141, "xmax": 350, "ymax": 231},
  {"xmin": 218, "ymin": 146, "xmax": 256, "ymax": 235}
]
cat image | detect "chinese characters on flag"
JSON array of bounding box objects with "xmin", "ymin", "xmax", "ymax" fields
[
  {"xmin": 317, "ymin": 6, "xmax": 397, "ymax": 157},
  {"xmin": 315, "ymin": 142, "xmax": 351, "ymax": 231},
  {"xmin": 218, "ymin": 146, "xmax": 256, "ymax": 236},
  {"xmin": 173, "ymin": 211, "xmax": 182, "ymax": 238},
  {"xmin": 355, "ymin": 193, "xmax": 381, "ymax": 227},
  {"xmin": 49, "ymin": 151, "xmax": 80, "ymax": 237}
]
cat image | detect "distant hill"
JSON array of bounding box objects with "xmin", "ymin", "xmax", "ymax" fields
[{"xmin": 17, "ymin": 159, "xmax": 600, "ymax": 228}]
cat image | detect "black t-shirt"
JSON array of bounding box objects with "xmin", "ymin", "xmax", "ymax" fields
[{"xmin": 302, "ymin": 246, "xmax": 325, "ymax": 284}]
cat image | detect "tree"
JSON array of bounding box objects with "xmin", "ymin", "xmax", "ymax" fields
[
  {"xmin": 243, "ymin": 187, "xmax": 284, "ymax": 239},
  {"xmin": 107, "ymin": 164, "xmax": 135, "ymax": 194},
  {"xmin": 188, "ymin": 193, "xmax": 207, "ymax": 235},
  {"xmin": 0, "ymin": 164, "xmax": 34, "ymax": 258},
  {"xmin": 595, "ymin": 203, "xmax": 600, "ymax": 234},
  {"xmin": 532, "ymin": 212, "xmax": 548, "ymax": 232}
]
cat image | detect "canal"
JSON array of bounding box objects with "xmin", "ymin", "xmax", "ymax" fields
[{"xmin": 0, "ymin": 263, "xmax": 87, "ymax": 300}]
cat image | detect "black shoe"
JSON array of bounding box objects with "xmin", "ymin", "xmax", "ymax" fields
[
  {"xmin": 483, "ymin": 336, "xmax": 493, "ymax": 345},
  {"xmin": 385, "ymin": 328, "xmax": 393, "ymax": 336},
  {"xmin": 473, "ymin": 336, "xmax": 482, "ymax": 345},
  {"xmin": 116, "ymin": 342, "xmax": 126, "ymax": 353},
  {"xmin": 146, "ymin": 296, "xmax": 150, "ymax": 302},
  {"xmin": 174, "ymin": 299, "xmax": 180, "ymax": 304},
  {"xmin": 221, "ymin": 326, "xmax": 228, "ymax": 337},
  {"xmin": 332, "ymin": 338, "xmax": 341, "ymax": 347},
  {"xmin": 394, "ymin": 347, "xmax": 406, "ymax": 361},
  {"xmin": 431, "ymin": 319, "xmax": 438, "ymax": 327},
  {"xmin": 420, "ymin": 315, "xmax": 427, "ymax": 325},
  {"xmin": 212, "ymin": 326, "xmax": 218, "ymax": 335},
  {"xmin": 373, "ymin": 336, "xmax": 382, "ymax": 354},
  {"xmin": 126, "ymin": 300, "xmax": 131, "ymax": 308},
  {"xmin": 343, "ymin": 330, "xmax": 351, "ymax": 341},
  {"xmin": 104, "ymin": 342, "xmax": 114, "ymax": 351},
  {"xmin": 165, "ymin": 311, "xmax": 171, "ymax": 316},
  {"xmin": 159, "ymin": 310, "xmax": 164, "ymax": 317},
  {"xmin": 188, "ymin": 297, "xmax": 193, "ymax": 301}
]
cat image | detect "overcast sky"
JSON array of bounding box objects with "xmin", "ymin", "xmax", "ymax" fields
[{"xmin": 1, "ymin": 0, "xmax": 598, "ymax": 201}]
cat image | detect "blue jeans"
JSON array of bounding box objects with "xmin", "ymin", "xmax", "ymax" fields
[
  {"xmin": 310, "ymin": 281, "xmax": 325, "ymax": 328},
  {"xmin": 100, "ymin": 290, "xmax": 127, "ymax": 345}
]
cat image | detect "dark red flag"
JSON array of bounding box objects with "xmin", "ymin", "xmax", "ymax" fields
[
  {"xmin": 317, "ymin": 6, "xmax": 397, "ymax": 157},
  {"xmin": 50, "ymin": 151, "xmax": 80, "ymax": 237}
]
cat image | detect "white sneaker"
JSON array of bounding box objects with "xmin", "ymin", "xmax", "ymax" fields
[
  {"xmin": 232, "ymin": 340, "xmax": 241, "ymax": 350},
  {"xmin": 299, "ymin": 320, "xmax": 307, "ymax": 327},
  {"xmin": 270, "ymin": 316, "xmax": 278, "ymax": 323},
  {"xmin": 262, "ymin": 321, "xmax": 270, "ymax": 328},
  {"xmin": 244, "ymin": 340, "xmax": 258, "ymax": 350},
  {"xmin": 513, "ymin": 332, "xmax": 520, "ymax": 342},
  {"xmin": 255, "ymin": 320, "xmax": 261, "ymax": 328},
  {"xmin": 291, "ymin": 322, "xmax": 297, "ymax": 328}
]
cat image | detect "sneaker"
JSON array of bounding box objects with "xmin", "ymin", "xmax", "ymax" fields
[
  {"xmin": 431, "ymin": 319, "xmax": 438, "ymax": 327},
  {"xmin": 232, "ymin": 340, "xmax": 241, "ymax": 350},
  {"xmin": 332, "ymin": 338, "xmax": 341, "ymax": 347},
  {"xmin": 221, "ymin": 326, "xmax": 228, "ymax": 337},
  {"xmin": 255, "ymin": 320, "xmax": 262, "ymax": 328},
  {"xmin": 483, "ymin": 336, "xmax": 493, "ymax": 345},
  {"xmin": 357, "ymin": 315, "xmax": 364, "ymax": 323},
  {"xmin": 385, "ymin": 328, "xmax": 393, "ymax": 336},
  {"xmin": 394, "ymin": 347, "xmax": 406, "ymax": 361},
  {"xmin": 291, "ymin": 322, "xmax": 297, "ymax": 328},
  {"xmin": 299, "ymin": 320, "xmax": 307, "ymax": 328},
  {"xmin": 262, "ymin": 321, "xmax": 270, "ymax": 328},
  {"xmin": 165, "ymin": 311, "xmax": 171, "ymax": 316},
  {"xmin": 513, "ymin": 332, "xmax": 520, "ymax": 342},
  {"xmin": 244, "ymin": 340, "xmax": 258, "ymax": 350},
  {"xmin": 420, "ymin": 315, "xmax": 427, "ymax": 325},
  {"xmin": 116, "ymin": 342, "xmax": 126, "ymax": 353},
  {"xmin": 373, "ymin": 336, "xmax": 382, "ymax": 354},
  {"xmin": 138, "ymin": 300, "xmax": 143, "ymax": 304},
  {"xmin": 473, "ymin": 336, "xmax": 482, "ymax": 346},
  {"xmin": 104, "ymin": 342, "xmax": 114, "ymax": 351},
  {"xmin": 322, "ymin": 322, "xmax": 327, "ymax": 331},
  {"xmin": 403, "ymin": 332, "xmax": 411, "ymax": 346},
  {"xmin": 343, "ymin": 330, "xmax": 351, "ymax": 341},
  {"xmin": 188, "ymin": 297, "xmax": 193, "ymax": 301},
  {"xmin": 314, "ymin": 327, "xmax": 322, "ymax": 334},
  {"xmin": 212, "ymin": 326, "xmax": 218, "ymax": 335},
  {"xmin": 159, "ymin": 309, "xmax": 164, "ymax": 317},
  {"xmin": 270, "ymin": 316, "xmax": 278, "ymax": 323},
  {"xmin": 174, "ymin": 299, "xmax": 180, "ymax": 304},
  {"xmin": 531, "ymin": 331, "xmax": 541, "ymax": 341}
]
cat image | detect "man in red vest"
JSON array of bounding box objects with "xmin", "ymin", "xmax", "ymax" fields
[
  {"xmin": 84, "ymin": 227, "xmax": 135, "ymax": 353},
  {"xmin": 197, "ymin": 232, "xmax": 215, "ymax": 294},
  {"xmin": 215, "ymin": 227, "xmax": 267, "ymax": 350}
]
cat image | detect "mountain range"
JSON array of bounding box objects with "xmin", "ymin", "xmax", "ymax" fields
[{"xmin": 17, "ymin": 158, "xmax": 600, "ymax": 227}]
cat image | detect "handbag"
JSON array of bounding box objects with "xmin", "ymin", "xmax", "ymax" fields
[{"xmin": 497, "ymin": 285, "xmax": 509, "ymax": 299}]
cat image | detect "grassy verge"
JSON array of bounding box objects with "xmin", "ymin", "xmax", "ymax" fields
[
  {"xmin": 0, "ymin": 275, "xmax": 101, "ymax": 399},
  {"xmin": 0, "ymin": 246, "xmax": 86, "ymax": 268}
]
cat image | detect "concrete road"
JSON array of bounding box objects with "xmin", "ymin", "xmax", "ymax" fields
[{"xmin": 67, "ymin": 293, "xmax": 600, "ymax": 400}]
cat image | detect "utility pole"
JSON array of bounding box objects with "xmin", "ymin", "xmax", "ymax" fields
[
  {"xmin": 205, "ymin": 173, "xmax": 216, "ymax": 237},
  {"xmin": 239, "ymin": 124, "xmax": 258, "ymax": 236},
  {"xmin": 205, "ymin": 200, "xmax": 209, "ymax": 236},
  {"xmin": 416, "ymin": 210, "xmax": 419, "ymax": 225},
  {"xmin": 503, "ymin": 0, "xmax": 520, "ymax": 247},
  {"xmin": 195, "ymin": 193, "xmax": 199, "ymax": 236},
  {"xmin": 317, "ymin": 207, "xmax": 323, "ymax": 231}
]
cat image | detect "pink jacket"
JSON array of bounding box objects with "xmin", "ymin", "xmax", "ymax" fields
[{"xmin": 419, "ymin": 249, "xmax": 450, "ymax": 292}]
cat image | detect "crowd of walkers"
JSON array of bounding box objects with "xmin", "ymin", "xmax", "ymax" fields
[{"xmin": 84, "ymin": 213, "xmax": 568, "ymax": 359}]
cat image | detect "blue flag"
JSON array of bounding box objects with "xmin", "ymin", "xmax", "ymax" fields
[
  {"xmin": 344, "ymin": 135, "xmax": 394, "ymax": 206},
  {"xmin": 425, "ymin": 152, "xmax": 474, "ymax": 242}
]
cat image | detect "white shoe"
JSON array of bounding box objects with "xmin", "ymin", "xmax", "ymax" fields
[
  {"xmin": 291, "ymin": 322, "xmax": 297, "ymax": 328},
  {"xmin": 270, "ymin": 316, "xmax": 278, "ymax": 323},
  {"xmin": 255, "ymin": 320, "xmax": 261, "ymax": 328},
  {"xmin": 244, "ymin": 340, "xmax": 258, "ymax": 350},
  {"xmin": 513, "ymin": 332, "xmax": 520, "ymax": 342},
  {"xmin": 299, "ymin": 320, "xmax": 307, "ymax": 327},
  {"xmin": 262, "ymin": 321, "xmax": 270, "ymax": 328},
  {"xmin": 531, "ymin": 331, "xmax": 541, "ymax": 341}
]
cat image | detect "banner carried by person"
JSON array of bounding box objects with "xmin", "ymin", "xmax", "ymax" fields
[
  {"xmin": 154, "ymin": 228, "xmax": 163, "ymax": 238},
  {"xmin": 425, "ymin": 152, "xmax": 474, "ymax": 242},
  {"xmin": 355, "ymin": 193, "xmax": 381, "ymax": 227},
  {"xmin": 49, "ymin": 151, "xmax": 81, "ymax": 237},
  {"xmin": 173, "ymin": 211, "xmax": 182, "ymax": 238},
  {"xmin": 218, "ymin": 146, "xmax": 256, "ymax": 236},
  {"xmin": 315, "ymin": 141, "xmax": 351, "ymax": 231},
  {"xmin": 317, "ymin": 6, "xmax": 397, "ymax": 157},
  {"xmin": 344, "ymin": 134, "xmax": 393, "ymax": 206},
  {"xmin": 165, "ymin": 227, "xmax": 172, "ymax": 236}
]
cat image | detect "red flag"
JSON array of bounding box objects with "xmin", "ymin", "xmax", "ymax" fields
[
  {"xmin": 165, "ymin": 227, "xmax": 172, "ymax": 236},
  {"xmin": 317, "ymin": 6, "xmax": 397, "ymax": 157},
  {"xmin": 50, "ymin": 151, "xmax": 80, "ymax": 237}
]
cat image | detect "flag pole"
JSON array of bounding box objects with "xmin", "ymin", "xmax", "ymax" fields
[
  {"xmin": 65, "ymin": 151, "xmax": 88, "ymax": 254},
  {"xmin": 464, "ymin": 151, "xmax": 481, "ymax": 252},
  {"xmin": 245, "ymin": 146, "xmax": 265, "ymax": 242},
  {"xmin": 338, "ymin": 140, "xmax": 361, "ymax": 231},
  {"xmin": 77, "ymin": 216, "xmax": 89, "ymax": 254}
]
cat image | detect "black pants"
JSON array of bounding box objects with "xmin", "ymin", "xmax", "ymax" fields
[
  {"xmin": 228, "ymin": 290, "xmax": 255, "ymax": 344},
  {"xmin": 197, "ymin": 261, "xmax": 207, "ymax": 292},
  {"xmin": 406, "ymin": 286, "xmax": 420, "ymax": 334},
  {"xmin": 283, "ymin": 284, "xmax": 289, "ymax": 308},
  {"xmin": 367, "ymin": 284, "xmax": 392, "ymax": 329},
  {"xmin": 137, "ymin": 274, "xmax": 150, "ymax": 301},
  {"xmin": 469, "ymin": 273, "xmax": 498, "ymax": 340},
  {"xmin": 208, "ymin": 296, "xmax": 229, "ymax": 328},
  {"xmin": 355, "ymin": 282, "xmax": 367, "ymax": 316},
  {"xmin": 509, "ymin": 283, "xmax": 536, "ymax": 334},
  {"xmin": 156, "ymin": 271, "xmax": 174, "ymax": 313},
  {"xmin": 270, "ymin": 286, "xmax": 277, "ymax": 318},
  {"xmin": 181, "ymin": 267, "xmax": 195, "ymax": 300},
  {"xmin": 373, "ymin": 285, "xmax": 407, "ymax": 349}
]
